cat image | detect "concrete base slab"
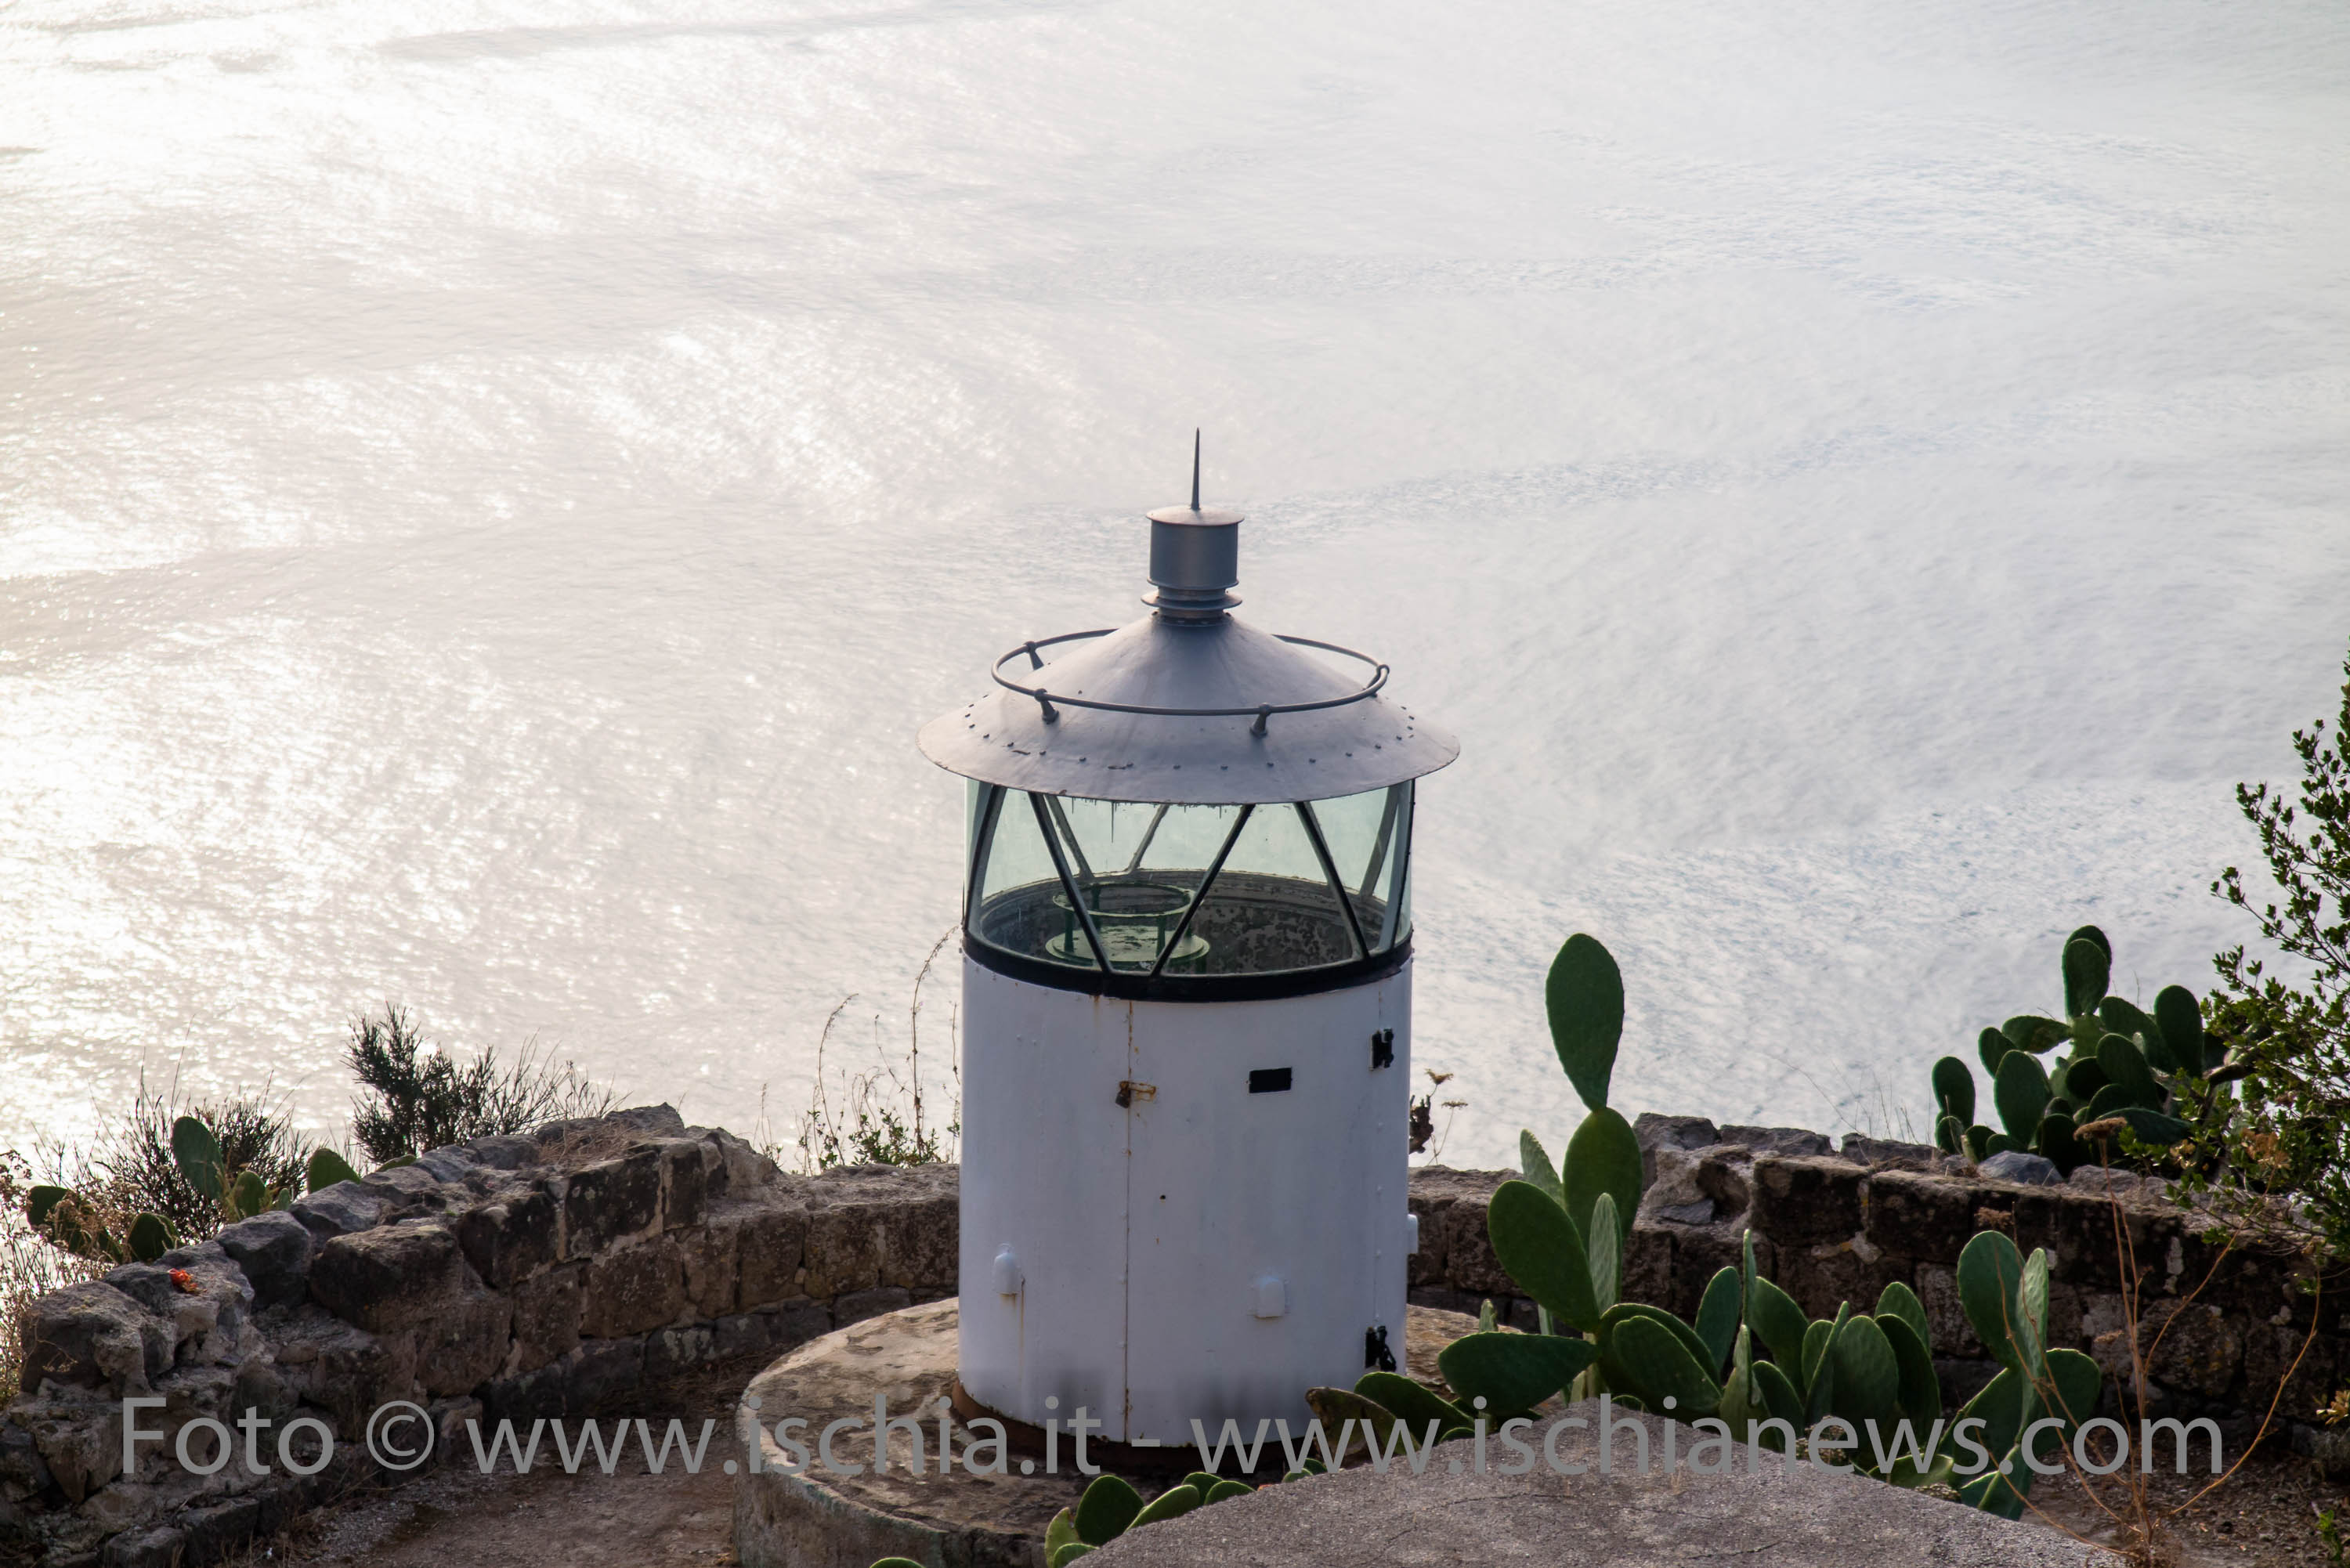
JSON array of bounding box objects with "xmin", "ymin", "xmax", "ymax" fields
[
  {"xmin": 730, "ymin": 1299, "xmax": 1475, "ymax": 1568},
  {"xmin": 732, "ymin": 1300, "xmax": 2096, "ymax": 1567},
  {"xmin": 1090, "ymin": 1409, "xmax": 2099, "ymax": 1567}
]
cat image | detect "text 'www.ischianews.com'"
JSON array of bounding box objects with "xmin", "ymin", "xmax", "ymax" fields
[{"xmin": 118, "ymin": 1392, "xmax": 2227, "ymax": 1483}]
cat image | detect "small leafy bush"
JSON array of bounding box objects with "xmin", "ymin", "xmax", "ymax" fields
[
  {"xmin": 347, "ymin": 1004, "xmax": 613, "ymax": 1165},
  {"xmin": 2208, "ymin": 638, "xmax": 2350, "ymax": 1259}
]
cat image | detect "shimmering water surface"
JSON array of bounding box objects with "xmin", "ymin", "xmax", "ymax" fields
[{"xmin": 4, "ymin": 0, "xmax": 2348, "ymax": 1165}]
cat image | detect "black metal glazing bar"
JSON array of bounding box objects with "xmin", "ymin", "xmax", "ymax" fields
[
  {"xmin": 965, "ymin": 785, "xmax": 1004, "ymax": 930},
  {"xmin": 1295, "ymin": 800, "xmax": 1368, "ymax": 961},
  {"xmin": 1029, "ymin": 792, "xmax": 1110, "ymax": 975},
  {"xmin": 1358, "ymin": 785, "xmax": 1401, "ymax": 905},
  {"xmin": 1377, "ymin": 785, "xmax": 1414, "ymax": 951},
  {"xmin": 1119, "ymin": 803, "xmax": 1171, "ymax": 876},
  {"xmin": 1147, "ymin": 804, "xmax": 1253, "ymax": 979},
  {"xmin": 1042, "ymin": 793, "xmax": 1097, "ymax": 887}
]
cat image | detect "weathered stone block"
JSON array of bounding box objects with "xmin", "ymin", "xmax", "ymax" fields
[
  {"xmin": 416, "ymin": 1145, "xmax": 488, "ymax": 1184},
  {"xmin": 1977, "ymin": 1150, "xmax": 2061, "ymax": 1187},
  {"xmin": 230, "ymin": 1357, "xmax": 298, "ymax": 1424},
  {"xmin": 734, "ymin": 1198, "xmax": 810, "ymax": 1309},
  {"xmin": 1720, "ymin": 1125, "xmax": 1833, "ymax": 1158},
  {"xmin": 1632, "ymin": 1114, "xmax": 1720, "ymax": 1190},
  {"xmin": 1663, "ymin": 1224, "xmax": 1755, "ymax": 1316},
  {"xmin": 2141, "ymin": 1301, "xmax": 2243, "ymax": 1401},
  {"xmin": 412, "ymin": 1288, "xmax": 512, "ymax": 1397},
  {"xmin": 99, "ymin": 1260, "xmax": 242, "ymax": 1364},
  {"xmin": 1777, "ymin": 1240, "xmax": 1877, "ymax": 1322},
  {"xmin": 1864, "ymin": 1170, "xmax": 1976, "ymax": 1263},
  {"xmin": 800, "ymin": 1206, "xmax": 882, "ymax": 1299},
  {"xmin": 214, "ymin": 1212, "xmax": 316, "ymax": 1311},
  {"xmin": 508, "ymin": 1263, "xmax": 583, "ymax": 1375},
  {"xmin": 1695, "ymin": 1155, "xmax": 1753, "ymax": 1221},
  {"xmin": 463, "ymin": 1133, "xmax": 540, "ymax": 1170},
  {"xmin": 98, "ymin": 1523, "xmax": 184, "ymax": 1568},
  {"xmin": 1405, "ymin": 1167, "xmax": 1509, "ymax": 1295},
  {"xmin": 456, "ymin": 1187, "xmax": 559, "ymax": 1288},
  {"xmin": 309, "ymin": 1220, "xmax": 467, "ymax": 1332},
  {"xmin": 565, "ymin": 1339, "xmax": 645, "ymax": 1411},
  {"xmin": 580, "ymin": 1237, "xmax": 688, "ymax": 1339},
  {"xmin": 1636, "ymin": 1147, "xmax": 1712, "ymax": 1227},
  {"xmin": 21, "ymin": 1396, "xmax": 125, "ymax": 1504},
  {"xmin": 710, "ymin": 1128, "xmax": 779, "ymax": 1193},
  {"xmin": 429, "ymin": 1396, "xmax": 485, "ymax": 1472},
  {"xmin": 0, "ymin": 1416, "xmax": 53, "ymax": 1499},
  {"xmin": 360, "ymin": 1163, "xmax": 454, "ymax": 1217},
  {"xmin": 659, "ymin": 1139, "xmax": 709, "ymax": 1231},
  {"xmin": 289, "ymin": 1182, "xmax": 385, "ymax": 1243},
  {"xmin": 645, "ymin": 1324, "xmax": 718, "ymax": 1382},
  {"xmin": 1748, "ymin": 1156, "xmax": 1864, "ymax": 1246},
  {"xmin": 798, "ymin": 1165, "xmax": 957, "ymax": 1295},
  {"xmin": 682, "ymin": 1215, "xmax": 741, "ymax": 1319},
  {"xmin": 1838, "ymin": 1134, "xmax": 1938, "ymax": 1171},
  {"xmin": 762, "ymin": 1298, "xmax": 834, "ymax": 1353},
  {"xmin": 482, "ymin": 1362, "xmax": 562, "ymax": 1426},
  {"xmin": 2042, "ymin": 1281, "xmax": 2084, "ymax": 1352},
  {"xmin": 18, "ymin": 1284, "xmax": 168, "ymax": 1396},
  {"xmin": 1914, "ymin": 1263, "xmax": 1981, "ymax": 1357},
  {"xmin": 1620, "ymin": 1227, "xmax": 1673, "ymax": 1313},
  {"xmin": 562, "ymin": 1146, "xmax": 663, "ymax": 1259},
  {"xmin": 177, "ymin": 1494, "xmax": 265, "ymax": 1562},
  {"xmin": 268, "ymin": 1308, "xmax": 418, "ymax": 1431},
  {"xmin": 2240, "ymin": 1316, "xmax": 2337, "ymax": 1414},
  {"xmin": 125, "ymin": 1365, "xmax": 237, "ymax": 1485}
]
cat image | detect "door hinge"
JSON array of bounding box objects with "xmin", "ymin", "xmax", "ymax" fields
[
  {"xmin": 1364, "ymin": 1324, "xmax": 1397, "ymax": 1371},
  {"xmin": 1370, "ymin": 1028, "xmax": 1394, "ymax": 1070}
]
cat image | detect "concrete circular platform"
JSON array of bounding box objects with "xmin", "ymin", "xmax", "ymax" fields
[
  {"xmin": 733, "ymin": 1301, "xmax": 2098, "ymax": 1568},
  {"xmin": 730, "ymin": 1299, "xmax": 1476, "ymax": 1568}
]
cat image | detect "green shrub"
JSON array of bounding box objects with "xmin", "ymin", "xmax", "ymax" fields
[
  {"xmin": 347, "ymin": 1004, "xmax": 613, "ymax": 1165},
  {"xmin": 2208, "ymin": 638, "xmax": 2350, "ymax": 1259}
]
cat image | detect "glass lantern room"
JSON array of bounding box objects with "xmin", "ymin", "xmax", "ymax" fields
[
  {"xmin": 964, "ymin": 782, "xmax": 1415, "ymax": 993},
  {"xmin": 918, "ymin": 471, "xmax": 1455, "ymax": 998}
]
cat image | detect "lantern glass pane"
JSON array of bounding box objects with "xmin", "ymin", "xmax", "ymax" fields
[
  {"xmin": 1303, "ymin": 784, "xmax": 1412, "ymax": 952},
  {"xmin": 1379, "ymin": 784, "xmax": 1414, "ymax": 950},
  {"xmin": 1180, "ymin": 804, "xmax": 1358, "ymax": 974},
  {"xmin": 970, "ymin": 789, "xmax": 1101, "ymax": 970},
  {"xmin": 1038, "ymin": 797, "xmax": 1243, "ymax": 973}
]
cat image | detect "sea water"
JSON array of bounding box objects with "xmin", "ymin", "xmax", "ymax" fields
[{"xmin": 3, "ymin": 0, "xmax": 2347, "ymax": 1165}]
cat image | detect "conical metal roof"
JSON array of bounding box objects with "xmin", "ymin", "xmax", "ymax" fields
[{"xmin": 917, "ymin": 486, "xmax": 1457, "ymax": 805}]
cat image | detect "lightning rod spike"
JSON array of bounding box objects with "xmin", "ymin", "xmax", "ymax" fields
[{"xmin": 1191, "ymin": 428, "xmax": 1201, "ymax": 511}]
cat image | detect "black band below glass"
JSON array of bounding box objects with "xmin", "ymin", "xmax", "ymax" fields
[{"xmin": 962, "ymin": 928, "xmax": 1412, "ymax": 1003}]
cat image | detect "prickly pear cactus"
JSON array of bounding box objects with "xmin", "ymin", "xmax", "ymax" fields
[{"xmin": 1932, "ymin": 925, "xmax": 2227, "ymax": 1171}]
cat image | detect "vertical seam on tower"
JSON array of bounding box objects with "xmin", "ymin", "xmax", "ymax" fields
[{"xmin": 1133, "ymin": 1001, "xmax": 1142, "ymax": 1438}]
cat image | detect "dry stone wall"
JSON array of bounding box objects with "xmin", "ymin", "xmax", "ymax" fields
[
  {"xmin": 1407, "ymin": 1114, "xmax": 2346, "ymax": 1455},
  {"xmin": 5, "ymin": 1107, "xmax": 2343, "ymax": 1566},
  {"xmin": 0, "ymin": 1107, "xmax": 954, "ymax": 1568}
]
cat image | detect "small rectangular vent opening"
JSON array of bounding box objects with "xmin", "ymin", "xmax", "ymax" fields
[{"xmin": 1248, "ymin": 1068, "xmax": 1292, "ymax": 1094}]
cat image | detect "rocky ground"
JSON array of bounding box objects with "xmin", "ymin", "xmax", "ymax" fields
[
  {"xmin": 239, "ymin": 1355, "xmax": 747, "ymax": 1568},
  {"xmin": 2027, "ymin": 1434, "xmax": 2348, "ymax": 1567}
]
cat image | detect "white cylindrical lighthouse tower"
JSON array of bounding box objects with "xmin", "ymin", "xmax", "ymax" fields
[{"xmin": 916, "ymin": 464, "xmax": 1456, "ymax": 1445}]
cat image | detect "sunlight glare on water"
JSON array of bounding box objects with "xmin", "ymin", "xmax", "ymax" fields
[{"xmin": 2, "ymin": 0, "xmax": 2348, "ymax": 1164}]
